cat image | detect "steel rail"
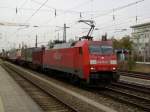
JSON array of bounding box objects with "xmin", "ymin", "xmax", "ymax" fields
[{"xmin": 3, "ymin": 61, "xmax": 117, "ymax": 112}]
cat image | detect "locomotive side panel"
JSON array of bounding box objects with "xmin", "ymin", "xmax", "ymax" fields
[
  {"xmin": 77, "ymin": 43, "xmax": 90, "ymax": 80},
  {"xmin": 43, "ymin": 48, "xmax": 84, "ymax": 78},
  {"xmin": 73, "ymin": 47, "xmax": 84, "ymax": 78}
]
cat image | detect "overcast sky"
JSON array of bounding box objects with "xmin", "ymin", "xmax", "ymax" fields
[{"xmin": 0, "ymin": 0, "xmax": 150, "ymax": 50}]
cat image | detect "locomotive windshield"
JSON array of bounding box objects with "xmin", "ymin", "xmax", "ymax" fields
[{"xmin": 89, "ymin": 45, "xmax": 113, "ymax": 54}]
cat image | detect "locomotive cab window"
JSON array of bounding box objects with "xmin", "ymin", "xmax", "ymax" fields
[
  {"xmin": 89, "ymin": 45, "xmax": 113, "ymax": 54},
  {"xmin": 79, "ymin": 47, "xmax": 82, "ymax": 55}
]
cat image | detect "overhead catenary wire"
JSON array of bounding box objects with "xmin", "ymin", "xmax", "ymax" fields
[
  {"xmin": 33, "ymin": 0, "xmax": 145, "ymax": 27},
  {"xmin": 0, "ymin": 0, "xmax": 144, "ymax": 23},
  {"xmin": 31, "ymin": 0, "xmax": 92, "ymax": 14},
  {"xmin": 3, "ymin": 0, "xmax": 149, "ymax": 49},
  {"xmin": 11, "ymin": 0, "xmax": 49, "ymax": 37},
  {"xmin": 0, "ymin": 6, "xmax": 55, "ymax": 12},
  {"xmin": 28, "ymin": 0, "xmax": 91, "ymax": 30},
  {"xmin": 7, "ymin": 0, "xmax": 145, "ymax": 28},
  {"xmin": 24, "ymin": 0, "xmax": 49, "ymax": 24},
  {"xmin": 96, "ymin": 10, "xmax": 150, "ymax": 29},
  {"xmin": 30, "ymin": 0, "xmax": 90, "ymax": 26},
  {"xmin": 94, "ymin": 0, "xmax": 145, "ymax": 18},
  {"xmin": 96, "ymin": 15, "xmax": 150, "ymax": 33},
  {"xmin": 12, "ymin": 0, "xmax": 29, "ymax": 20}
]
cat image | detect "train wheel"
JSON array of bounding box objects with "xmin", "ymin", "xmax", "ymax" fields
[
  {"xmin": 113, "ymin": 73, "xmax": 120, "ymax": 82},
  {"xmin": 70, "ymin": 74, "xmax": 80, "ymax": 85}
]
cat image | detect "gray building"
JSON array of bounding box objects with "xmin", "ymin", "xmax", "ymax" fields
[{"xmin": 131, "ymin": 22, "xmax": 150, "ymax": 62}]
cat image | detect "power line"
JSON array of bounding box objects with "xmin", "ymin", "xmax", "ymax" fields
[
  {"xmin": 12, "ymin": 0, "xmax": 28, "ymax": 20},
  {"xmin": 11, "ymin": 0, "xmax": 49, "ymax": 37},
  {"xmin": 31, "ymin": 0, "xmax": 93, "ymax": 14},
  {"xmin": 0, "ymin": 6, "xmax": 53, "ymax": 12},
  {"xmin": 6, "ymin": 0, "xmax": 149, "ymax": 40},
  {"xmin": 5, "ymin": 0, "xmax": 144, "ymax": 23},
  {"xmin": 96, "ymin": 15, "xmax": 150, "ymax": 32},
  {"xmin": 0, "ymin": 1, "xmax": 103, "ymax": 14},
  {"xmin": 24, "ymin": 0, "xmax": 49, "ymax": 24},
  {"xmin": 96, "ymin": 10, "xmax": 150, "ymax": 29},
  {"xmin": 94, "ymin": 0, "xmax": 145, "ymax": 18}
]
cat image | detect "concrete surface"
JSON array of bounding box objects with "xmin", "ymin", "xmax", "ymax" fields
[
  {"xmin": 0, "ymin": 65, "xmax": 43, "ymax": 112},
  {"xmin": 5, "ymin": 61, "xmax": 118, "ymax": 112},
  {"xmin": 120, "ymin": 75, "xmax": 150, "ymax": 86}
]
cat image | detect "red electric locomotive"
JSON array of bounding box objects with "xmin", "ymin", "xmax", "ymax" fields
[
  {"xmin": 32, "ymin": 20, "xmax": 119, "ymax": 86},
  {"xmin": 40, "ymin": 38, "xmax": 119, "ymax": 85},
  {"xmin": 3, "ymin": 20, "xmax": 119, "ymax": 86}
]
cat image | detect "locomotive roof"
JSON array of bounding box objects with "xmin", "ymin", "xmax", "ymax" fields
[
  {"xmin": 53, "ymin": 42, "xmax": 73, "ymax": 49},
  {"xmin": 52, "ymin": 40, "xmax": 113, "ymax": 49},
  {"xmin": 75, "ymin": 40, "xmax": 113, "ymax": 47},
  {"xmin": 89, "ymin": 40, "xmax": 112, "ymax": 45}
]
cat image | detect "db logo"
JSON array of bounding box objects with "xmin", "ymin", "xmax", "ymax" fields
[{"xmin": 54, "ymin": 52, "xmax": 62, "ymax": 61}]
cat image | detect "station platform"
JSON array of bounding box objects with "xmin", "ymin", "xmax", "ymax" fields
[
  {"xmin": 0, "ymin": 65, "xmax": 43, "ymax": 112},
  {"xmin": 120, "ymin": 75, "xmax": 150, "ymax": 86}
]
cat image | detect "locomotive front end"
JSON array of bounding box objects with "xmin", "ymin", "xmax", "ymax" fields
[{"xmin": 88, "ymin": 41, "xmax": 119, "ymax": 85}]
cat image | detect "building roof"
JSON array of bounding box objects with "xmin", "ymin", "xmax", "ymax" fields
[{"xmin": 130, "ymin": 22, "xmax": 150, "ymax": 28}]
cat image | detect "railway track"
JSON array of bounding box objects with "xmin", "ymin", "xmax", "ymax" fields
[
  {"xmin": 97, "ymin": 81, "xmax": 150, "ymax": 111},
  {"xmin": 2, "ymin": 63, "xmax": 75, "ymax": 112},
  {"xmin": 118, "ymin": 71, "xmax": 150, "ymax": 80},
  {"xmin": 2, "ymin": 61, "xmax": 117, "ymax": 112},
  {"xmin": 3, "ymin": 61, "xmax": 150, "ymax": 112},
  {"xmin": 112, "ymin": 81, "xmax": 150, "ymax": 94}
]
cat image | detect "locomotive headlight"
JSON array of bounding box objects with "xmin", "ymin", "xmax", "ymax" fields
[
  {"xmin": 113, "ymin": 67, "xmax": 116, "ymax": 70},
  {"xmin": 110, "ymin": 60, "xmax": 117, "ymax": 64},
  {"xmin": 90, "ymin": 60, "xmax": 97, "ymax": 64},
  {"xmin": 90, "ymin": 67, "xmax": 95, "ymax": 70}
]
